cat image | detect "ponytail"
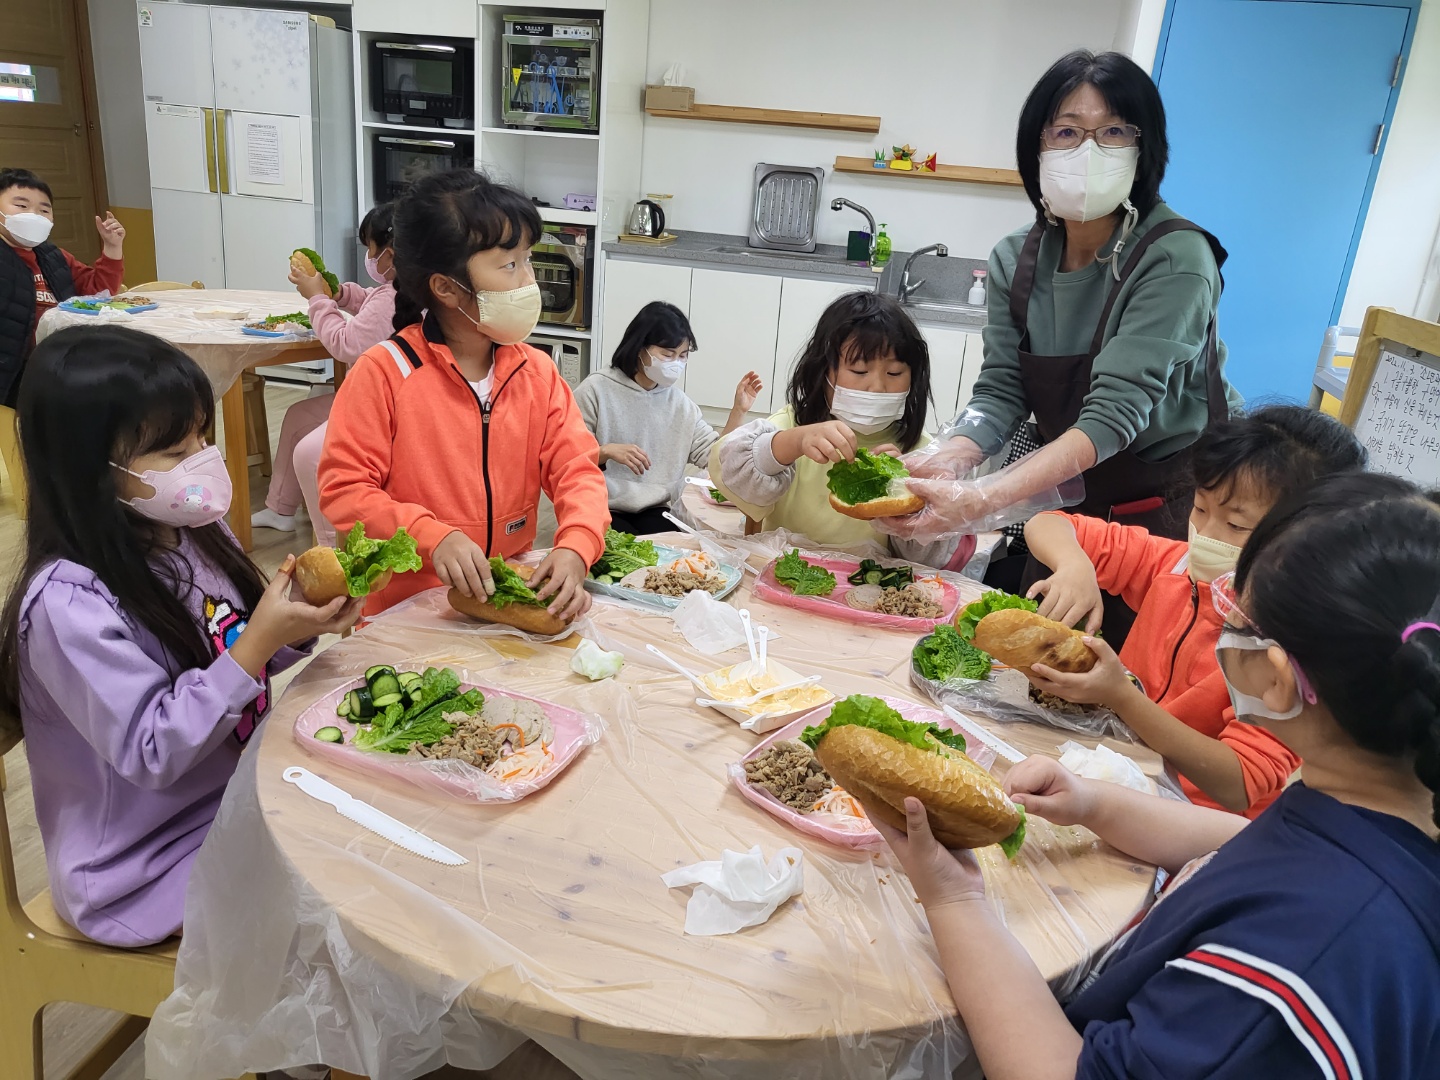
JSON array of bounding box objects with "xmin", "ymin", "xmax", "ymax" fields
[{"xmin": 1234, "ymin": 471, "xmax": 1440, "ymax": 832}]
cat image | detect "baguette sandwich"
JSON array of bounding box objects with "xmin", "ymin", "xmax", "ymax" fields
[
  {"xmin": 972, "ymin": 608, "xmax": 1098, "ymax": 677},
  {"xmin": 447, "ymin": 559, "xmax": 570, "ymax": 636},
  {"xmin": 801, "ymin": 695, "xmax": 1025, "ymax": 854},
  {"xmin": 826, "ymin": 448, "xmax": 925, "ymax": 520},
  {"xmin": 289, "ymin": 247, "xmax": 339, "ymax": 298},
  {"xmin": 294, "ymin": 524, "xmax": 422, "ymax": 604}
]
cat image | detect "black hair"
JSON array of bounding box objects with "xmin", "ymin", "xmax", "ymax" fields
[
  {"xmin": 610, "ymin": 301, "xmax": 697, "ymax": 379},
  {"xmin": 1189, "ymin": 404, "xmax": 1367, "ymax": 505},
  {"xmin": 0, "ymin": 326, "xmax": 267, "ymax": 729},
  {"xmin": 1235, "ymin": 472, "xmax": 1440, "ymax": 831},
  {"xmin": 389, "ymin": 169, "xmax": 543, "ymax": 333},
  {"xmin": 787, "ymin": 292, "xmax": 931, "ymax": 453},
  {"xmin": 0, "ymin": 168, "xmax": 52, "ymax": 201},
  {"xmin": 1015, "ymin": 50, "xmax": 1168, "ymax": 220},
  {"xmin": 357, "ymin": 200, "xmax": 395, "ymax": 250}
]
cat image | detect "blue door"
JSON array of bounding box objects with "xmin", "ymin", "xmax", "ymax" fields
[{"xmin": 1155, "ymin": 0, "xmax": 1411, "ymax": 401}]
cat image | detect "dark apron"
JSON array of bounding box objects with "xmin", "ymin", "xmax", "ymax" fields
[
  {"xmin": 1003, "ymin": 217, "xmax": 1229, "ymax": 643},
  {"xmin": 1009, "ymin": 216, "xmax": 1229, "ymax": 537}
]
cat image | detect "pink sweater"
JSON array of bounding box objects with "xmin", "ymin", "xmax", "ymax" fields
[{"xmin": 305, "ymin": 281, "xmax": 396, "ymax": 366}]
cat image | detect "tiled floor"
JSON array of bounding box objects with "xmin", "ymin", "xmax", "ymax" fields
[{"xmin": 0, "ymin": 380, "xmax": 568, "ymax": 1080}]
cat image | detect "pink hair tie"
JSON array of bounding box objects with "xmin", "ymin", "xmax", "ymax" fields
[{"xmin": 1402, "ymin": 622, "xmax": 1440, "ymax": 643}]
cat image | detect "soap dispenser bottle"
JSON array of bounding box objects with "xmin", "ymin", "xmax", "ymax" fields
[
  {"xmin": 968, "ymin": 268, "xmax": 988, "ymax": 306},
  {"xmin": 872, "ymin": 224, "xmax": 892, "ymax": 270}
]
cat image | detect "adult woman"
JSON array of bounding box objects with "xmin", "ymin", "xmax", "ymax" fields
[
  {"xmin": 884, "ymin": 50, "xmax": 1240, "ymax": 552},
  {"xmin": 575, "ymin": 301, "xmax": 760, "ymax": 535}
]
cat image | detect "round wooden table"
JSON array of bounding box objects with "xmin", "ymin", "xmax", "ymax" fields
[
  {"xmin": 35, "ymin": 289, "xmax": 331, "ymax": 551},
  {"xmin": 205, "ymin": 556, "xmax": 1160, "ymax": 1079}
]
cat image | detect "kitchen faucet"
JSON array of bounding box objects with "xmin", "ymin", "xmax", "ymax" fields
[
  {"xmin": 899, "ymin": 243, "xmax": 949, "ymax": 303},
  {"xmin": 830, "ymin": 198, "xmax": 877, "ymax": 258}
]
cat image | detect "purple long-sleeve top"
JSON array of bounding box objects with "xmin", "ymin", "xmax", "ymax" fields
[{"xmin": 16, "ymin": 531, "xmax": 308, "ymax": 946}]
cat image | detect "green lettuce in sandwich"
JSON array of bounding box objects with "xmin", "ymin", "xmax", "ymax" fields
[
  {"xmin": 827, "ymin": 448, "xmax": 925, "ymax": 520},
  {"xmin": 294, "ymin": 524, "xmax": 422, "ymax": 603}
]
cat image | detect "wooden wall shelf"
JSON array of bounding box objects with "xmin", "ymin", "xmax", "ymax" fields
[
  {"xmin": 644, "ymin": 103, "xmax": 881, "ymax": 134},
  {"xmin": 833, "ymin": 155, "xmax": 1023, "ymax": 187}
]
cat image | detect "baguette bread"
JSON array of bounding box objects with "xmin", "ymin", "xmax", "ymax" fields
[
  {"xmin": 445, "ymin": 565, "xmax": 569, "ymax": 635},
  {"xmin": 813, "ymin": 724, "xmax": 1021, "ymax": 848},
  {"xmin": 293, "ymin": 547, "xmax": 393, "ymax": 605},
  {"xmin": 828, "ymin": 481, "xmax": 925, "ymax": 521},
  {"xmin": 973, "ymin": 608, "xmax": 1097, "ymax": 676},
  {"xmin": 289, "ymin": 250, "xmax": 334, "ymax": 297}
]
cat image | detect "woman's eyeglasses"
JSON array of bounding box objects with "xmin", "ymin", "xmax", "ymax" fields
[{"xmin": 1042, "ymin": 124, "xmax": 1141, "ymax": 150}]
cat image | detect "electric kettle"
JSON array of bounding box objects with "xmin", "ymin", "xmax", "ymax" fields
[{"xmin": 627, "ymin": 198, "xmax": 665, "ymax": 238}]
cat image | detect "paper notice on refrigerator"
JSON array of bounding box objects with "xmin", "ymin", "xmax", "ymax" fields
[{"xmin": 244, "ymin": 122, "xmax": 283, "ymax": 185}]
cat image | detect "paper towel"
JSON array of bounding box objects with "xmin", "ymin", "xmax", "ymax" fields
[{"xmin": 661, "ymin": 845, "xmax": 804, "ymax": 935}]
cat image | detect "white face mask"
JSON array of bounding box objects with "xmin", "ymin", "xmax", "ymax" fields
[
  {"xmin": 451, "ymin": 278, "xmax": 542, "ymax": 345},
  {"xmin": 1216, "ymin": 632, "xmax": 1312, "ymax": 722},
  {"xmin": 1038, "ymin": 141, "xmax": 1138, "ymax": 223},
  {"xmin": 642, "ymin": 350, "xmax": 686, "ymax": 388},
  {"xmin": 1187, "ymin": 522, "xmax": 1242, "ymax": 584},
  {"xmin": 829, "ymin": 382, "xmax": 908, "ymax": 435},
  {"xmin": 0, "ymin": 208, "xmax": 54, "ymax": 249}
]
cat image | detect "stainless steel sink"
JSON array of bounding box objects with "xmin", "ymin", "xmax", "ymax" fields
[{"xmin": 705, "ymin": 244, "xmax": 856, "ymax": 263}]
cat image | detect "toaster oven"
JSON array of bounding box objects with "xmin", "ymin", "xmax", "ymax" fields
[
  {"xmin": 372, "ymin": 134, "xmax": 473, "ymax": 200},
  {"xmin": 533, "ymin": 223, "xmax": 592, "ymax": 330},
  {"xmin": 528, "ymin": 334, "xmax": 589, "ymax": 389},
  {"xmin": 371, "ymin": 39, "xmax": 474, "ymax": 127}
]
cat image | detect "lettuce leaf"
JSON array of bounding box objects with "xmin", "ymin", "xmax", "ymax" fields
[
  {"xmin": 774, "ymin": 549, "xmax": 836, "ymax": 596},
  {"xmin": 333, "ymin": 524, "xmax": 423, "ymax": 597},
  {"xmin": 799, "ymin": 693, "xmax": 965, "ymax": 754},
  {"xmin": 999, "ymin": 807, "xmax": 1027, "ymax": 859},
  {"xmin": 352, "ymin": 667, "xmax": 482, "ymax": 754},
  {"xmin": 913, "ymin": 625, "xmax": 993, "ymax": 682},
  {"xmin": 488, "ymin": 558, "xmax": 548, "ymax": 608},
  {"xmin": 955, "ymin": 589, "xmax": 1038, "ymax": 641},
  {"xmin": 293, "ymin": 246, "xmax": 340, "ymax": 295},
  {"xmin": 826, "ymin": 448, "xmax": 909, "ymax": 506},
  {"xmin": 591, "ymin": 529, "xmax": 658, "ymax": 579}
]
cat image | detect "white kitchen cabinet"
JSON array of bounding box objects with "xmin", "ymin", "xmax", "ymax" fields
[
  {"xmin": 920, "ymin": 324, "xmax": 971, "ymax": 433},
  {"xmin": 685, "ymin": 268, "xmax": 783, "ymax": 412},
  {"xmin": 598, "ymin": 258, "xmax": 693, "ymax": 373},
  {"xmin": 958, "ymin": 330, "xmax": 987, "ymax": 416},
  {"xmin": 773, "ymin": 277, "xmax": 873, "ymax": 397}
]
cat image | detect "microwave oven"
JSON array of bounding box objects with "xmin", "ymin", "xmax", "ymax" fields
[
  {"xmin": 372, "ymin": 134, "xmax": 473, "ymax": 200},
  {"xmin": 370, "ymin": 39, "xmax": 473, "ymax": 127},
  {"xmin": 529, "ymin": 334, "xmax": 589, "ymax": 389},
  {"xmin": 533, "ymin": 223, "xmax": 592, "ymax": 330},
  {"xmin": 501, "ymin": 16, "xmax": 601, "ymax": 133}
]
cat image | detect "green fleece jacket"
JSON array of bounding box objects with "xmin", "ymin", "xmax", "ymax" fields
[{"xmin": 955, "ymin": 203, "xmax": 1242, "ymax": 464}]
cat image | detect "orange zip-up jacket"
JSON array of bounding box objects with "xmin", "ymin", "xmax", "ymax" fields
[
  {"xmin": 319, "ymin": 316, "xmax": 610, "ymax": 613},
  {"xmin": 1057, "ymin": 512, "xmax": 1300, "ymax": 817}
]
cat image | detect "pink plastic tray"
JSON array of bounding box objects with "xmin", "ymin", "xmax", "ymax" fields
[
  {"xmin": 752, "ymin": 553, "xmax": 963, "ymax": 632},
  {"xmin": 293, "ymin": 678, "xmax": 603, "ymax": 802},
  {"xmin": 728, "ymin": 694, "xmax": 998, "ymax": 850}
]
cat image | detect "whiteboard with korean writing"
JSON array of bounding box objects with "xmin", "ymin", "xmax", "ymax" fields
[{"xmin": 1351, "ymin": 347, "xmax": 1440, "ymax": 489}]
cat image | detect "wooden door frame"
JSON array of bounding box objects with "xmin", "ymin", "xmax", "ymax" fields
[{"xmin": 66, "ymin": 0, "xmax": 109, "ymax": 218}]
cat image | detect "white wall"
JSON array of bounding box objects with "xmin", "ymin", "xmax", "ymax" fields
[
  {"xmin": 1339, "ymin": 0, "xmax": 1440, "ymax": 325},
  {"xmin": 638, "ymin": 0, "xmax": 1127, "ymax": 260},
  {"xmin": 88, "ymin": 0, "xmax": 151, "ymax": 208}
]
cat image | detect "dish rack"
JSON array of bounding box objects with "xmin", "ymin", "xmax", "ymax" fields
[{"xmin": 748, "ymin": 163, "xmax": 824, "ymax": 252}]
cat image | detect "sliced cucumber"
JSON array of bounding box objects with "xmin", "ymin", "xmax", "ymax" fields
[
  {"xmin": 369, "ymin": 672, "xmax": 402, "ymax": 700},
  {"xmin": 347, "ymin": 687, "xmax": 375, "ymax": 720},
  {"xmin": 864, "ymin": 570, "xmax": 882, "ymax": 586},
  {"xmin": 371, "ymin": 692, "xmax": 403, "ymax": 709},
  {"xmin": 336, "ymin": 697, "xmax": 351, "ymax": 718},
  {"xmin": 364, "ymin": 664, "xmax": 395, "ymax": 682},
  {"xmin": 314, "ymin": 726, "xmax": 343, "ymax": 743}
]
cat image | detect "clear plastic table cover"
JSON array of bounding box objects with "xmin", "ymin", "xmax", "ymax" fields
[
  {"xmin": 147, "ymin": 553, "xmax": 1159, "ymax": 1080},
  {"xmin": 35, "ymin": 288, "xmax": 321, "ymax": 393}
]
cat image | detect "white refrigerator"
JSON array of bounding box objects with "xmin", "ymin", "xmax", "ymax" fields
[{"xmin": 137, "ymin": 2, "xmax": 355, "ymax": 293}]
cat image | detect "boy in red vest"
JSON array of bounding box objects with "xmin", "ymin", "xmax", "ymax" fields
[{"xmin": 0, "ymin": 167, "xmax": 125, "ymax": 407}]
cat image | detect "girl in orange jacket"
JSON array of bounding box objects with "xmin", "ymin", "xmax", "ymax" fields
[
  {"xmin": 1021, "ymin": 405, "xmax": 1365, "ymax": 815},
  {"xmin": 319, "ymin": 170, "xmax": 608, "ymax": 616}
]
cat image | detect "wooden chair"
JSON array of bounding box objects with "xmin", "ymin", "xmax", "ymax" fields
[
  {"xmin": 0, "ymin": 404, "xmax": 26, "ymax": 520},
  {"xmin": 242, "ymin": 371, "xmax": 273, "ymax": 476},
  {"xmin": 0, "ymin": 724, "xmax": 255, "ymax": 1080},
  {"xmin": 744, "ymin": 515, "xmax": 763, "ymax": 537},
  {"xmin": 125, "ymin": 280, "xmax": 205, "ymax": 292}
]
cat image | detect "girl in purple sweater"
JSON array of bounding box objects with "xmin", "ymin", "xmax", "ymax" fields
[{"xmin": 0, "ymin": 325, "xmax": 363, "ymax": 946}]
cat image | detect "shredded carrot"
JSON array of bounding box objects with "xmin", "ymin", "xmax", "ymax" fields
[
  {"xmin": 811, "ymin": 786, "xmax": 866, "ymax": 818},
  {"xmin": 490, "ymin": 722, "xmax": 527, "ymax": 748},
  {"xmin": 486, "ymin": 743, "xmax": 552, "ymax": 783}
]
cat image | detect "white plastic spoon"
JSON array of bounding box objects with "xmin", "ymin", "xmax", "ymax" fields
[{"xmin": 643, "ymin": 643, "xmax": 710, "ymax": 693}]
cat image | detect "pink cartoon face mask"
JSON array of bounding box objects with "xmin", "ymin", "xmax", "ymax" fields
[{"xmin": 112, "ymin": 444, "xmax": 233, "ymax": 527}]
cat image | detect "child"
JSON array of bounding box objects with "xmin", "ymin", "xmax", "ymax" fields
[
  {"xmin": 252, "ymin": 202, "xmax": 398, "ymax": 540},
  {"xmin": 0, "ymin": 325, "xmax": 361, "ymax": 946},
  {"xmin": 711, "ymin": 291, "xmax": 967, "ymax": 568},
  {"xmin": 575, "ymin": 300, "xmax": 762, "ymax": 535},
  {"xmin": 319, "ymin": 169, "xmax": 608, "ymax": 618},
  {"xmin": 877, "ymin": 471, "xmax": 1440, "ymax": 1079},
  {"xmin": 1021, "ymin": 405, "xmax": 1365, "ymax": 815},
  {"xmin": 1, "ymin": 167, "xmax": 126, "ymax": 408}
]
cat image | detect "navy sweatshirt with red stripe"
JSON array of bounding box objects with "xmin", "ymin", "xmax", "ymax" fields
[{"xmin": 1066, "ymin": 783, "xmax": 1440, "ymax": 1079}]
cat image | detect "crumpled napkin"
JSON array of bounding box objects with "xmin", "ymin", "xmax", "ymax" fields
[
  {"xmin": 670, "ymin": 590, "xmax": 779, "ymax": 655},
  {"xmin": 661, "ymin": 845, "xmax": 804, "ymax": 935},
  {"xmin": 1058, "ymin": 740, "xmax": 1156, "ymax": 794}
]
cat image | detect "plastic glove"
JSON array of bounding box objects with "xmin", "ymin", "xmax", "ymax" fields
[
  {"xmin": 875, "ymin": 468, "xmax": 1082, "ymax": 543},
  {"xmin": 899, "ymin": 434, "xmax": 988, "ymax": 482}
]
